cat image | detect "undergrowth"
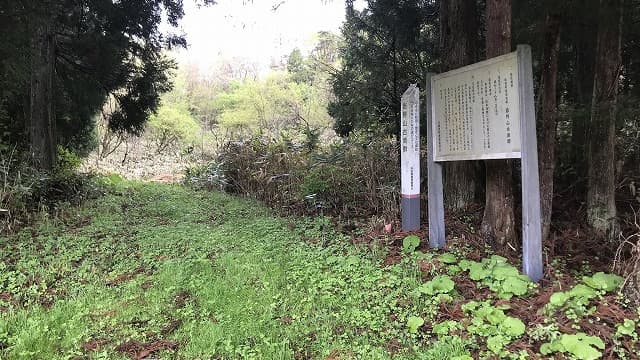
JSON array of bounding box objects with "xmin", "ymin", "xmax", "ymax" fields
[
  {"xmin": 0, "ymin": 181, "xmax": 637, "ymax": 359},
  {"xmin": 183, "ymin": 130, "xmax": 402, "ymax": 222},
  {"xmin": 1, "ymin": 147, "xmax": 103, "ymax": 235}
]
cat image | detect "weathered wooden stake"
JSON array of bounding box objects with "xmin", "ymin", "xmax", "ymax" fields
[
  {"xmin": 517, "ymin": 45, "xmax": 543, "ymax": 281},
  {"xmin": 426, "ymin": 74, "xmax": 446, "ymax": 248}
]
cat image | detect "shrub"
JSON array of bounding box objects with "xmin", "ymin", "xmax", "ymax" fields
[
  {"xmin": 197, "ymin": 129, "xmax": 401, "ymax": 221},
  {"xmin": 183, "ymin": 161, "xmax": 228, "ymax": 191},
  {"xmin": 147, "ymin": 105, "xmax": 199, "ymax": 154},
  {"xmin": 1, "ymin": 148, "xmax": 102, "ymax": 234}
]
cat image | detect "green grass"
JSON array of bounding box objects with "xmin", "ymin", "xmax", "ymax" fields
[{"xmin": 0, "ymin": 181, "xmax": 637, "ymax": 359}]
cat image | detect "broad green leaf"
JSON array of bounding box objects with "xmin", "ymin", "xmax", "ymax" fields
[
  {"xmin": 459, "ymin": 259, "xmax": 474, "ymax": 271},
  {"xmin": 616, "ymin": 319, "xmax": 636, "ymax": 336},
  {"xmin": 492, "ymin": 265, "xmax": 519, "ymax": 280},
  {"xmin": 501, "ymin": 276, "xmax": 529, "ymax": 297},
  {"xmin": 582, "ymin": 272, "xmax": 623, "ymax": 292},
  {"xmin": 461, "ymin": 301, "xmax": 479, "ymax": 313},
  {"xmin": 560, "ymin": 333, "xmax": 605, "ymax": 360},
  {"xmin": 402, "ymin": 235, "xmax": 420, "ymax": 253},
  {"xmin": 570, "ymin": 284, "xmax": 598, "ymax": 303},
  {"xmin": 438, "ymin": 253, "xmax": 458, "ymax": 264},
  {"xmin": 417, "ymin": 275, "xmax": 455, "ymax": 295},
  {"xmin": 469, "ymin": 263, "xmax": 491, "ymax": 281},
  {"xmin": 549, "ymin": 291, "xmax": 570, "ymax": 307},
  {"xmin": 407, "ymin": 316, "xmax": 424, "ymax": 333},
  {"xmin": 499, "ymin": 317, "xmax": 526, "ymax": 337},
  {"xmin": 540, "ymin": 342, "xmax": 555, "ymax": 355},
  {"xmin": 489, "ymin": 255, "xmax": 508, "ymax": 264}
]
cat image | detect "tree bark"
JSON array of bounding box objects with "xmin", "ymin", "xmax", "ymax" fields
[
  {"xmin": 29, "ymin": 16, "xmax": 56, "ymax": 170},
  {"xmin": 586, "ymin": 0, "xmax": 622, "ymax": 238},
  {"xmin": 481, "ymin": 0, "xmax": 516, "ymax": 249},
  {"xmin": 571, "ymin": 0, "xmax": 598, "ymax": 191},
  {"xmin": 440, "ymin": 0, "xmax": 481, "ymax": 211},
  {"xmin": 538, "ymin": 13, "xmax": 561, "ymax": 243}
]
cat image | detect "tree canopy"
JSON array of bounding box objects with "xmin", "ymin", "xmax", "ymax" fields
[
  {"xmin": 329, "ymin": 0, "xmax": 439, "ymax": 137},
  {"xmin": 0, "ymin": 0, "xmax": 214, "ymax": 162}
]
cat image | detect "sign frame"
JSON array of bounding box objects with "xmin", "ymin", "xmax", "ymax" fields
[{"xmin": 426, "ymin": 45, "xmax": 543, "ymax": 281}]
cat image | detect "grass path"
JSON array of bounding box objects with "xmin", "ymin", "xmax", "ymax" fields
[
  {"xmin": 2, "ymin": 182, "xmax": 637, "ymax": 359},
  {"xmin": 0, "ymin": 182, "xmax": 468, "ymax": 359}
]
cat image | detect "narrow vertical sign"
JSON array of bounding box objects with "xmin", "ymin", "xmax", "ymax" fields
[{"xmin": 401, "ymin": 84, "xmax": 420, "ymax": 231}]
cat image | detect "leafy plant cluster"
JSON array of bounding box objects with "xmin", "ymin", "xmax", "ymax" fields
[
  {"xmin": 396, "ymin": 235, "xmax": 640, "ymax": 359},
  {"xmin": 458, "ymin": 256, "xmax": 532, "ymax": 299},
  {"xmin": 461, "ymin": 301, "xmax": 526, "ymax": 357},
  {"xmin": 541, "ymin": 333, "xmax": 605, "ymax": 360},
  {"xmin": 183, "ymin": 161, "xmax": 228, "ymax": 191},
  {"xmin": 545, "ymin": 272, "xmax": 624, "ymax": 320}
]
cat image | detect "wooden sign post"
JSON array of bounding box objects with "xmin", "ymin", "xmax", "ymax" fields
[
  {"xmin": 400, "ymin": 84, "xmax": 420, "ymax": 231},
  {"xmin": 426, "ymin": 45, "xmax": 543, "ymax": 281}
]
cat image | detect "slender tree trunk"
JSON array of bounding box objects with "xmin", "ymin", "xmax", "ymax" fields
[
  {"xmin": 571, "ymin": 0, "xmax": 597, "ymax": 192},
  {"xmin": 538, "ymin": 13, "xmax": 561, "ymax": 243},
  {"xmin": 29, "ymin": 16, "xmax": 56, "ymax": 170},
  {"xmin": 440, "ymin": 0, "xmax": 481, "ymax": 211},
  {"xmin": 587, "ymin": 0, "xmax": 622, "ymax": 238},
  {"xmin": 481, "ymin": 0, "xmax": 516, "ymax": 249}
]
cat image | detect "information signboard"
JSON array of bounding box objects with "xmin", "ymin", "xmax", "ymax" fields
[
  {"xmin": 432, "ymin": 52, "xmax": 521, "ymax": 161},
  {"xmin": 426, "ymin": 45, "xmax": 543, "ymax": 281}
]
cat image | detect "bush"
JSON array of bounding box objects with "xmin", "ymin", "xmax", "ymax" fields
[
  {"xmin": 147, "ymin": 105, "xmax": 199, "ymax": 154},
  {"xmin": 195, "ymin": 130, "xmax": 401, "ymax": 221},
  {"xmin": 55, "ymin": 145, "xmax": 82, "ymax": 177},
  {"xmin": 1, "ymin": 148, "xmax": 102, "ymax": 234},
  {"xmin": 183, "ymin": 161, "xmax": 228, "ymax": 191}
]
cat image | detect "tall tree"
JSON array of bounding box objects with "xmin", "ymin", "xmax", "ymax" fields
[
  {"xmin": 481, "ymin": 0, "xmax": 516, "ymax": 249},
  {"xmin": 329, "ymin": 0, "xmax": 438, "ymax": 136},
  {"xmin": 587, "ymin": 0, "xmax": 623, "ymax": 237},
  {"xmin": 440, "ymin": 0, "xmax": 481, "ymax": 211},
  {"xmin": 0, "ymin": 0, "xmax": 215, "ymax": 168},
  {"xmin": 566, "ymin": 0, "xmax": 598, "ymax": 192},
  {"xmin": 28, "ymin": 6, "xmax": 56, "ymax": 169},
  {"xmin": 538, "ymin": 10, "xmax": 562, "ymax": 242}
]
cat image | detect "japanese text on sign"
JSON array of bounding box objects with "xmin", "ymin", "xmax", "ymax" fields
[
  {"xmin": 432, "ymin": 52, "xmax": 521, "ymax": 161},
  {"xmin": 401, "ymin": 84, "xmax": 420, "ymax": 196}
]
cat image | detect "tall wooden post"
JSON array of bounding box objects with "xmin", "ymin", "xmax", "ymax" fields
[
  {"xmin": 517, "ymin": 45, "xmax": 543, "ymax": 281},
  {"xmin": 426, "ymin": 74, "xmax": 445, "ymax": 248}
]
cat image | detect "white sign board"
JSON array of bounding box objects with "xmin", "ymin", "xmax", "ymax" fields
[
  {"xmin": 432, "ymin": 52, "xmax": 521, "ymax": 161},
  {"xmin": 426, "ymin": 46, "xmax": 542, "ymax": 281},
  {"xmin": 401, "ymin": 84, "xmax": 420, "ymax": 197}
]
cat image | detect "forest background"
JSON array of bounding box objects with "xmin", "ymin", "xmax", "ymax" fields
[{"xmin": 1, "ymin": 0, "xmax": 640, "ymax": 301}]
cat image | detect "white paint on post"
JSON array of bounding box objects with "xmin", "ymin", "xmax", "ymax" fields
[
  {"xmin": 517, "ymin": 44, "xmax": 543, "ymax": 282},
  {"xmin": 426, "ymin": 74, "xmax": 445, "ymax": 248},
  {"xmin": 400, "ymin": 84, "xmax": 421, "ymax": 231}
]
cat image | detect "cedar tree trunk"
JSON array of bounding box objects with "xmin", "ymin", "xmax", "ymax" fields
[
  {"xmin": 481, "ymin": 0, "xmax": 516, "ymax": 249},
  {"xmin": 29, "ymin": 17, "xmax": 56, "ymax": 170},
  {"xmin": 440, "ymin": 0, "xmax": 481, "ymax": 211},
  {"xmin": 538, "ymin": 13, "xmax": 561, "ymax": 243},
  {"xmin": 586, "ymin": 0, "xmax": 622, "ymax": 238}
]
